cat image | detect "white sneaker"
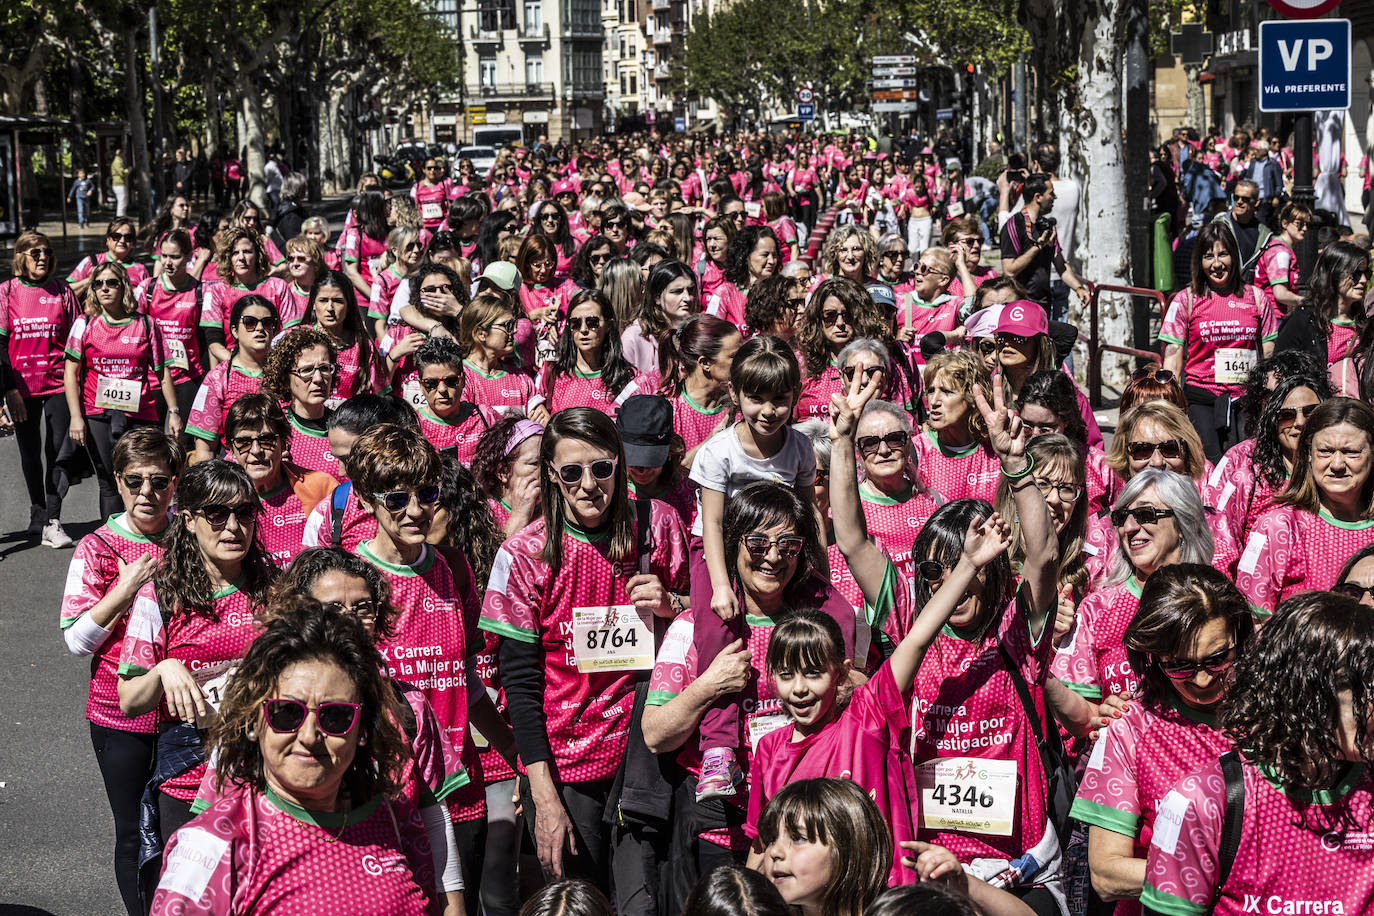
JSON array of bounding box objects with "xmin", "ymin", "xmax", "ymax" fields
[{"xmin": 42, "ymin": 520, "xmax": 74, "ymax": 548}]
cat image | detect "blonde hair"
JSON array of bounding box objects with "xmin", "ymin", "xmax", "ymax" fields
[
  {"xmin": 1107, "ymin": 401, "xmax": 1207, "ymax": 481},
  {"xmin": 820, "ymin": 225, "xmax": 876, "ymax": 279},
  {"xmin": 83, "ymin": 261, "xmax": 137, "ymax": 319},
  {"xmin": 922, "ymin": 349, "xmax": 992, "ymax": 440},
  {"xmin": 379, "ymin": 226, "xmax": 420, "ymax": 271}
]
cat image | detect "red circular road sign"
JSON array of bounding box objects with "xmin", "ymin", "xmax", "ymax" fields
[
  {"xmin": 1266, "ymin": 0, "xmax": 1343, "ymax": 17},
  {"xmin": 797, "ymin": 87, "xmax": 815, "ymax": 104}
]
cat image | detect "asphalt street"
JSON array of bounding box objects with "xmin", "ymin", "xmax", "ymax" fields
[{"xmin": 0, "ymin": 451, "xmax": 124, "ymax": 913}]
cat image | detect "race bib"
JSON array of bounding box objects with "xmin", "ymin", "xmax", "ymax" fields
[
  {"xmin": 402, "ymin": 377, "xmax": 428, "ymax": 410},
  {"xmin": 1213, "ymin": 347, "xmax": 1256, "ymax": 386},
  {"xmin": 946, "ymin": 200, "xmax": 965, "ymax": 218},
  {"xmin": 745, "ymin": 201, "xmax": 761, "ymax": 218},
  {"xmin": 746, "ymin": 712, "xmax": 790, "ymax": 751},
  {"xmin": 194, "ymin": 662, "xmax": 238, "ymax": 729},
  {"xmin": 166, "ymin": 339, "xmax": 190, "ymax": 371},
  {"xmin": 421, "ymin": 202, "xmax": 443, "ymax": 220},
  {"xmin": 916, "ymin": 757, "xmax": 1018, "ymax": 836},
  {"xmin": 94, "ymin": 375, "xmax": 143, "ymax": 412},
  {"xmin": 571, "ymin": 604, "xmax": 653, "ymax": 673}
]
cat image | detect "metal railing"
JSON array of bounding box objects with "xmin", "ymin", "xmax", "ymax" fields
[
  {"xmin": 653, "ymin": 27, "xmax": 671, "ymax": 43},
  {"xmin": 478, "ymin": 82, "xmax": 557, "ymax": 98},
  {"xmin": 518, "ymin": 22, "xmax": 550, "ymax": 40},
  {"xmin": 1086, "ymin": 282, "xmax": 1167, "ymax": 407}
]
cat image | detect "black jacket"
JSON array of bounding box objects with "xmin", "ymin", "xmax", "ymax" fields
[{"xmin": 1273, "ymin": 305, "xmax": 1328, "ymax": 371}]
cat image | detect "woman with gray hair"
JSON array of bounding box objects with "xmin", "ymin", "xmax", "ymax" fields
[{"xmin": 1057, "ymin": 468, "xmax": 1213, "ymax": 708}]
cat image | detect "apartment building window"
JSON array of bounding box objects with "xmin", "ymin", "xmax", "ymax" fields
[
  {"xmin": 621, "ymin": 74, "xmax": 628, "ymax": 96},
  {"xmin": 526, "ymin": 55, "xmax": 544, "ymax": 85},
  {"xmin": 572, "ymin": 50, "xmax": 600, "ymax": 87},
  {"xmin": 432, "ymin": 0, "xmax": 459, "ymax": 31},
  {"xmin": 524, "ymin": 1, "xmax": 541, "ymax": 31},
  {"xmin": 480, "ymin": 57, "xmax": 498, "ymax": 87},
  {"xmin": 570, "ymin": 0, "xmax": 600, "ymax": 29},
  {"xmin": 478, "ymin": 0, "xmax": 515, "ymax": 30}
]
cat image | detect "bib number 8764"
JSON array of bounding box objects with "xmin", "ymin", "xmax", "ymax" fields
[
  {"xmin": 929, "ymin": 783, "xmax": 995, "ymax": 808},
  {"xmin": 586, "ymin": 627, "xmax": 639, "ymax": 651}
]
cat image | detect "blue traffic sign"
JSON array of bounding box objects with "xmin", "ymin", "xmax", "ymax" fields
[
  {"xmin": 674, "ymin": 117, "xmax": 686, "ymax": 132},
  {"xmin": 1258, "ymin": 18, "xmax": 1350, "ymax": 112},
  {"xmin": 797, "ymin": 103, "xmax": 815, "ymax": 121}
]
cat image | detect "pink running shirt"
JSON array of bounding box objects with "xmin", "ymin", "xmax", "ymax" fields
[
  {"xmin": 64, "ymin": 312, "xmax": 169, "ymax": 421},
  {"xmin": 1235, "ymin": 505, "xmax": 1374, "ymax": 619},
  {"xmin": 0, "ymin": 277, "xmax": 81, "ymax": 398}
]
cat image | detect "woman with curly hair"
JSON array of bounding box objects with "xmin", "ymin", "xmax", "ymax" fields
[
  {"xmin": 535, "ymin": 289, "xmax": 646, "ymax": 416},
  {"xmin": 912, "ymin": 349, "xmax": 1001, "ymax": 502},
  {"xmin": 1207, "ymin": 370, "xmax": 1330, "ymax": 543},
  {"xmin": 744, "ymin": 274, "xmax": 805, "ymax": 341},
  {"xmin": 816, "ymin": 225, "xmax": 876, "ymax": 288},
  {"xmin": 1142, "ymin": 590, "xmax": 1374, "ymax": 916},
  {"xmin": 1236, "ymin": 398, "xmax": 1374, "ymax": 620},
  {"xmin": 470, "ymin": 415, "xmax": 543, "ymax": 537},
  {"xmin": 259, "ymin": 326, "xmax": 339, "ymax": 475},
  {"xmin": 1071, "ymin": 565, "xmax": 1255, "ymax": 915},
  {"xmin": 202, "ymin": 225, "xmax": 292, "ymax": 363},
  {"xmin": 707, "ymin": 225, "xmax": 779, "ymax": 329},
  {"xmin": 117, "ymin": 460, "xmax": 277, "ymax": 845},
  {"xmin": 150, "ymin": 600, "xmax": 440, "ymax": 915},
  {"xmin": 793, "ymin": 278, "xmax": 892, "ymax": 421}
]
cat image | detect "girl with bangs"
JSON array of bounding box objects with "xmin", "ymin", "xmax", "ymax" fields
[
  {"xmin": 1015, "ymin": 369, "xmax": 1118, "ymax": 516},
  {"xmin": 535, "ymin": 289, "xmax": 647, "ymax": 416},
  {"xmin": 830, "ymin": 371, "xmax": 1068, "ymax": 915},
  {"xmin": 306, "ymin": 270, "xmax": 388, "ymax": 406}
]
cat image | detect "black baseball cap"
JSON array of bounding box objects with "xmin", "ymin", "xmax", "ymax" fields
[{"xmin": 617, "ymin": 395, "xmax": 673, "ymax": 467}]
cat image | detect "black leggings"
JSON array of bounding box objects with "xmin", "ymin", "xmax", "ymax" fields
[
  {"xmin": 156, "ymin": 377, "xmax": 201, "ymax": 451},
  {"xmin": 89, "ymin": 723, "xmax": 156, "ymax": 916},
  {"xmin": 85, "ymin": 413, "xmax": 158, "ymax": 520},
  {"xmin": 518, "ymin": 776, "xmax": 614, "ymax": 888},
  {"xmin": 14, "ymin": 392, "xmax": 73, "ymax": 521},
  {"xmin": 453, "ymin": 816, "xmax": 488, "ymax": 916}
]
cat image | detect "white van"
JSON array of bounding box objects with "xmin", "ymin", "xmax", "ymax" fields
[{"xmin": 471, "ymin": 126, "xmax": 524, "ymax": 150}]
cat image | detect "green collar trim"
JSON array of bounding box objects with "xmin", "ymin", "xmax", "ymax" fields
[
  {"xmin": 1317, "ymin": 507, "xmax": 1374, "ymax": 530},
  {"xmin": 100, "ymin": 313, "xmax": 135, "ymax": 327},
  {"xmin": 682, "ymin": 389, "xmax": 727, "ymax": 414},
  {"xmin": 564, "ymin": 518, "xmax": 612, "ymax": 543},
  {"xmin": 211, "ymin": 579, "xmax": 244, "ymax": 599},
  {"xmin": 1165, "ymin": 692, "xmax": 1218, "ymax": 726},
  {"xmin": 859, "ymin": 481, "xmax": 913, "ymax": 505},
  {"xmin": 463, "ymin": 358, "xmax": 506, "ymax": 380},
  {"xmin": 259, "ymin": 481, "xmax": 289, "ymax": 500},
  {"xmin": 1256, "ymin": 759, "xmax": 1365, "ymax": 804},
  {"xmin": 288, "ymin": 411, "xmax": 328, "ymax": 437},
  {"xmin": 572, "ymin": 367, "xmax": 604, "ymax": 379},
  {"xmin": 925, "ymin": 427, "xmax": 980, "ymax": 457},
  {"xmin": 1126, "ymin": 576, "xmax": 1144, "ymax": 599},
  {"xmin": 358, "ymin": 540, "xmax": 433, "ymax": 576},
  {"xmin": 107, "ymin": 512, "xmax": 159, "ymax": 543},
  {"xmin": 264, "ymin": 786, "xmax": 382, "ymax": 828}
]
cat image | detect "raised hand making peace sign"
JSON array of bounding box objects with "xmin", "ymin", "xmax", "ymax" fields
[{"xmin": 971, "ymin": 368, "xmax": 1030, "ymax": 470}]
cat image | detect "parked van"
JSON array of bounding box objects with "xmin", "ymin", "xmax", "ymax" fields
[{"xmin": 471, "ymin": 126, "xmax": 524, "ymax": 150}]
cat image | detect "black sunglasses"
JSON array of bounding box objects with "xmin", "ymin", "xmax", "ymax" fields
[
  {"xmin": 230, "ymin": 433, "xmax": 279, "ymax": 452},
  {"xmin": 421, "ymin": 374, "xmax": 461, "ymax": 392},
  {"xmin": 556, "ymin": 459, "xmax": 617, "ymax": 485},
  {"xmin": 856, "ymin": 431, "xmax": 907, "ymax": 455},
  {"xmin": 371, "ymin": 485, "xmax": 441, "ymax": 513},
  {"xmin": 822, "ymin": 310, "xmax": 849, "ymax": 327},
  {"xmin": 1334, "ymin": 581, "xmax": 1374, "ymax": 602},
  {"xmin": 121, "ymin": 473, "xmax": 172, "ymax": 492},
  {"xmin": 567, "ymin": 316, "xmax": 602, "ymax": 332},
  {"xmin": 1156, "ymin": 644, "xmax": 1237, "ymax": 680},
  {"xmin": 262, "ymin": 698, "xmax": 361, "ymax": 737},
  {"xmin": 1131, "ymin": 366, "xmax": 1175, "ymax": 384},
  {"xmin": 238, "ymin": 315, "xmax": 280, "ymax": 332},
  {"xmin": 916, "ymin": 560, "xmax": 951, "ymax": 583},
  {"xmin": 741, "ymin": 534, "xmax": 806, "ymax": 558},
  {"xmin": 842, "ymin": 364, "xmax": 884, "ymax": 384},
  {"xmin": 1110, "ymin": 505, "xmax": 1175, "ymax": 527},
  {"xmin": 199, "ymin": 503, "xmax": 257, "ymax": 528},
  {"xmin": 1128, "ymin": 439, "xmax": 1184, "ymax": 461}
]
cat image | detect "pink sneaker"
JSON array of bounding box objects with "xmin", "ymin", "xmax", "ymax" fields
[{"xmin": 696, "ymin": 747, "xmax": 742, "ymax": 801}]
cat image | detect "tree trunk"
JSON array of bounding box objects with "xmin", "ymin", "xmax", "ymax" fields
[
  {"xmin": 204, "ymin": 76, "xmax": 222, "ymax": 157},
  {"xmin": 239, "ymin": 82, "xmax": 269, "ymax": 209},
  {"xmin": 123, "ymin": 24, "xmax": 154, "ymax": 222},
  {"xmin": 1060, "ymin": 0, "xmax": 1132, "ymax": 385},
  {"xmin": 66, "ymin": 37, "xmax": 89, "ymax": 166}
]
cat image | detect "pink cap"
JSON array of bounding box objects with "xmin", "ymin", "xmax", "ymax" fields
[
  {"xmin": 991, "ymin": 300, "xmax": 1049, "ymax": 337},
  {"xmin": 552, "ymin": 180, "xmax": 577, "ymax": 196}
]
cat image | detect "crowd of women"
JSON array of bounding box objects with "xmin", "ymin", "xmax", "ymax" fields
[{"xmin": 3, "ymin": 127, "xmax": 1370, "ymax": 916}]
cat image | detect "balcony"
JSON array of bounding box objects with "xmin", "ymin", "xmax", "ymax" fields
[
  {"xmin": 469, "ymin": 25, "xmax": 504, "ymax": 44},
  {"xmin": 518, "ymin": 22, "xmax": 550, "ymax": 43},
  {"xmin": 478, "ymin": 81, "xmax": 556, "ymax": 100},
  {"xmin": 562, "ymin": 22, "xmax": 602, "ymax": 38},
  {"xmin": 653, "ymin": 27, "xmax": 670, "ymax": 44},
  {"xmin": 652, "ymin": 0, "xmax": 670, "ymax": 10},
  {"xmin": 654, "ymin": 62, "xmax": 671, "ymax": 79}
]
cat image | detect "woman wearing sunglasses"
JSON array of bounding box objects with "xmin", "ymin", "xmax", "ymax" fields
[
  {"xmin": 1208, "ymin": 370, "xmax": 1330, "ymax": 543},
  {"xmin": 63, "ymin": 261, "xmax": 183, "ymax": 520},
  {"xmin": 201, "ymin": 226, "xmax": 293, "ymax": 364},
  {"xmin": 532, "ymin": 200, "xmax": 578, "ymax": 280},
  {"xmin": 913, "ymin": 350, "xmax": 1001, "ymax": 503},
  {"xmin": 984, "ymin": 301, "xmax": 1101, "ymax": 449},
  {"xmin": 60, "ymin": 429, "xmax": 182, "ymax": 916},
  {"xmin": 66, "ymin": 218, "xmax": 150, "ymax": 298},
  {"xmin": 831, "ymin": 363, "xmax": 1068, "ymax": 914},
  {"xmin": 874, "ymin": 234, "xmax": 915, "ymax": 299},
  {"xmin": 1071, "ymin": 565, "xmax": 1254, "ymax": 916},
  {"xmin": 480, "ymin": 407, "xmax": 689, "ymax": 888},
  {"xmin": 1159, "ymin": 223, "xmax": 1277, "ymax": 462},
  {"xmin": 223, "ymin": 394, "xmax": 337, "ymax": 566},
  {"xmin": 1057, "ymin": 468, "xmax": 1214, "ymax": 711},
  {"xmin": 1143, "ymin": 591, "xmax": 1374, "ymax": 916},
  {"xmin": 562, "ymin": 235, "xmax": 619, "ymax": 302},
  {"xmin": 1, "ymin": 233, "xmax": 80, "ymax": 543},
  {"xmin": 1092, "ymin": 401, "xmax": 1238, "ymax": 583},
  {"xmin": 535, "ymin": 289, "xmax": 645, "ymax": 416},
  {"xmin": 942, "ymin": 216, "xmax": 995, "ymax": 303},
  {"xmin": 1278, "ymin": 241, "xmax": 1367, "ymax": 397},
  {"xmin": 187, "ymin": 295, "xmax": 278, "ymax": 463},
  {"xmin": 456, "ymin": 293, "xmax": 540, "ymax": 420},
  {"xmin": 895, "ymin": 248, "xmax": 961, "ymax": 357},
  {"xmin": 151, "ymin": 602, "xmax": 440, "ymax": 915},
  {"xmin": 258, "ymin": 327, "xmax": 340, "ymax": 476},
  {"xmin": 351, "ymin": 424, "xmax": 517, "ymax": 897},
  {"xmin": 411, "ymin": 337, "xmax": 496, "ymax": 466},
  {"xmin": 1235, "ymin": 397, "xmax": 1374, "ymax": 620},
  {"xmin": 599, "ymin": 202, "xmax": 636, "ymax": 253},
  {"xmin": 117, "ymin": 460, "xmax": 277, "ymax": 844},
  {"xmin": 306, "ymin": 270, "xmax": 387, "ymax": 406},
  {"xmin": 1334, "ymin": 542, "xmax": 1374, "ymax": 608},
  {"xmin": 794, "ymin": 282, "xmax": 898, "ymax": 422},
  {"xmin": 1252, "ymin": 200, "xmax": 1312, "ymax": 317}
]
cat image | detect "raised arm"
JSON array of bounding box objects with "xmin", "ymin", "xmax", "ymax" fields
[{"xmin": 826, "ymin": 373, "xmax": 888, "ymax": 602}]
